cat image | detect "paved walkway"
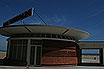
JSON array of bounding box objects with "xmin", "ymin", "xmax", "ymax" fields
[{"xmin": 0, "ymin": 66, "xmax": 104, "ymax": 69}]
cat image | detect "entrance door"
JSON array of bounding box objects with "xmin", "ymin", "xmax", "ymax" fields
[{"xmin": 30, "ymin": 45, "xmax": 42, "ymax": 66}]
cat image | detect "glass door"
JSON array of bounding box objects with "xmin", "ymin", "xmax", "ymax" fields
[
  {"xmin": 30, "ymin": 46, "xmax": 36, "ymax": 65},
  {"xmin": 30, "ymin": 45, "xmax": 42, "ymax": 66},
  {"xmin": 36, "ymin": 46, "xmax": 42, "ymax": 66}
]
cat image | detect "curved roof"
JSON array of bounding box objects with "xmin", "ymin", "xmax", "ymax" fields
[{"xmin": 0, "ymin": 25, "xmax": 90, "ymax": 40}]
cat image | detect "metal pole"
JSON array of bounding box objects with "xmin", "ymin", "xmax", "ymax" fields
[{"xmin": 33, "ymin": 9, "xmax": 47, "ymax": 25}]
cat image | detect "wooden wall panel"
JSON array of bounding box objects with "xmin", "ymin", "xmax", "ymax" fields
[{"xmin": 41, "ymin": 40, "xmax": 79, "ymax": 67}]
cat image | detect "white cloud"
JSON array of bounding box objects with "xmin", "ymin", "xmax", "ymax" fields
[
  {"xmin": 45, "ymin": 15, "xmax": 67, "ymax": 26},
  {"xmin": 90, "ymin": 9, "xmax": 104, "ymax": 17}
]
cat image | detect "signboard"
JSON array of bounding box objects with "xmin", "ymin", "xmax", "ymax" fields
[{"xmin": 3, "ymin": 8, "xmax": 34, "ymax": 26}]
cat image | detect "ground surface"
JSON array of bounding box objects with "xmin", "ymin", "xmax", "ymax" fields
[
  {"xmin": 0, "ymin": 66, "xmax": 104, "ymax": 69},
  {"xmin": 0, "ymin": 52, "xmax": 6, "ymax": 59}
]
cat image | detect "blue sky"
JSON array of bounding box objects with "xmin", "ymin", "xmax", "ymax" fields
[{"xmin": 0, "ymin": 0, "xmax": 104, "ymax": 50}]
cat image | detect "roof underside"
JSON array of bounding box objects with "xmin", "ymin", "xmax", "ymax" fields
[{"xmin": 0, "ymin": 25, "xmax": 90, "ymax": 40}]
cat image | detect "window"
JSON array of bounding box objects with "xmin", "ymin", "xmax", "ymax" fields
[
  {"xmin": 30, "ymin": 40, "xmax": 42, "ymax": 45},
  {"xmin": 9, "ymin": 39, "xmax": 28, "ymax": 60},
  {"xmin": 81, "ymin": 49, "xmax": 100, "ymax": 63}
]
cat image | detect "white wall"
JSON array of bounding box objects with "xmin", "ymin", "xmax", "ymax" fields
[{"xmin": 78, "ymin": 41, "xmax": 104, "ymax": 49}]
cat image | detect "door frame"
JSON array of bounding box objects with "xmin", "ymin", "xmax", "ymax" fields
[{"xmin": 30, "ymin": 45, "xmax": 42, "ymax": 66}]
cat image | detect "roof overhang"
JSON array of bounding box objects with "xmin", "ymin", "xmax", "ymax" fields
[{"xmin": 0, "ymin": 25, "xmax": 90, "ymax": 40}]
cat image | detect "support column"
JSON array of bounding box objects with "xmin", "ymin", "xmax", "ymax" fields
[
  {"xmin": 26, "ymin": 39, "xmax": 30, "ymax": 65},
  {"xmin": 100, "ymin": 48, "xmax": 103, "ymax": 65},
  {"xmin": 103, "ymin": 48, "xmax": 104, "ymax": 65},
  {"xmin": 7, "ymin": 39, "xmax": 10, "ymax": 58}
]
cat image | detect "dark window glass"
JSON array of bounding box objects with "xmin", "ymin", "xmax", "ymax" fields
[
  {"xmin": 52, "ymin": 35, "xmax": 56, "ymax": 38},
  {"xmin": 30, "ymin": 46, "xmax": 35, "ymax": 65},
  {"xmin": 57, "ymin": 35, "xmax": 61, "ymax": 38},
  {"xmin": 41, "ymin": 34, "xmax": 45, "ymax": 37},
  {"xmin": 62, "ymin": 36, "xmax": 66, "ymax": 39},
  {"xmin": 31, "ymin": 40, "xmax": 42, "ymax": 45},
  {"xmin": 22, "ymin": 46, "xmax": 27, "ymax": 60},
  {"xmin": 9, "ymin": 39, "xmax": 27, "ymax": 61},
  {"xmin": 36, "ymin": 46, "xmax": 42, "ymax": 65},
  {"xmin": 35, "ymin": 34, "xmax": 40, "ymax": 37},
  {"xmin": 17, "ymin": 46, "xmax": 21, "ymax": 59},
  {"xmin": 46, "ymin": 34, "xmax": 51, "ymax": 38},
  {"xmin": 12, "ymin": 46, "xmax": 17, "ymax": 59}
]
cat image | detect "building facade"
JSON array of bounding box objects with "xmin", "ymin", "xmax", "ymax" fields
[
  {"xmin": 78, "ymin": 41, "xmax": 104, "ymax": 66},
  {"xmin": 0, "ymin": 25, "xmax": 90, "ymax": 67}
]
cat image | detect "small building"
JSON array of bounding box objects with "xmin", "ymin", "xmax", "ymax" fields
[
  {"xmin": 0, "ymin": 25, "xmax": 90, "ymax": 67},
  {"xmin": 78, "ymin": 41, "xmax": 104, "ymax": 66}
]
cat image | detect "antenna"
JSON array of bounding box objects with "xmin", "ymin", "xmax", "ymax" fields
[{"xmin": 33, "ymin": 9, "xmax": 47, "ymax": 25}]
